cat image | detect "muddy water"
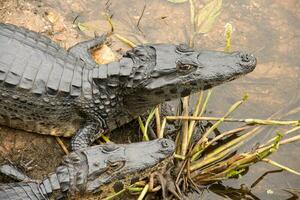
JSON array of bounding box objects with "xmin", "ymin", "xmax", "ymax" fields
[{"xmin": 0, "ymin": 0, "xmax": 299, "ymax": 199}]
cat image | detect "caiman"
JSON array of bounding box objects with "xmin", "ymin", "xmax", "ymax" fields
[
  {"xmin": 0, "ymin": 23, "xmax": 257, "ymax": 150},
  {"xmin": 0, "ymin": 138, "xmax": 175, "ymax": 200}
]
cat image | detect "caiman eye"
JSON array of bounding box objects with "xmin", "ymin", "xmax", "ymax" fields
[
  {"xmin": 176, "ymin": 63, "xmax": 196, "ymax": 74},
  {"xmin": 176, "ymin": 44, "xmax": 193, "ymax": 53},
  {"xmin": 180, "ymin": 64, "xmax": 192, "ymax": 70},
  {"xmin": 101, "ymin": 143, "xmax": 120, "ymax": 154},
  {"xmin": 108, "ymin": 160, "xmax": 125, "ymax": 171}
]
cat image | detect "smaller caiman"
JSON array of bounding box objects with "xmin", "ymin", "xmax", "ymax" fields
[
  {"xmin": 0, "ymin": 23, "xmax": 257, "ymax": 150},
  {"xmin": 0, "ymin": 138, "xmax": 175, "ymax": 200}
]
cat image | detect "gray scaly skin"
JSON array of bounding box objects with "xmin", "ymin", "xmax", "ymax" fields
[
  {"xmin": 0, "ymin": 23, "xmax": 257, "ymax": 150},
  {"xmin": 0, "ymin": 138, "xmax": 175, "ymax": 200}
]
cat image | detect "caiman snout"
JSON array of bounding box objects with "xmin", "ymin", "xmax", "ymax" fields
[{"xmin": 239, "ymin": 53, "xmax": 256, "ymax": 70}]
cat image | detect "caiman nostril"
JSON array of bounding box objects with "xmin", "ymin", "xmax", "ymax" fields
[
  {"xmin": 159, "ymin": 139, "xmax": 175, "ymax": 152},
  {"xmin": 241, "ymin": 54, "xmax": 251, "ymax": 62},
  {"xmin": 239, "ymin": 53, "xmax": 256, "ymax": 70},
  {"xmin": 161, "ymin": 140, "xmax": 169, "ymax": 148}
]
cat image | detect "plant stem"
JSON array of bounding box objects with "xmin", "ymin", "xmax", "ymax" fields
[
  {"xmin": 188, "ymin": 92, "xmax": 204, "ymax": 145},
  {"xmin": 263, "ymin": 158, "xmax": 300, "ymax": 176},
  {"xmin": 137, "ymin": 184, "xmax": 149, "ymax": 200},
  {"xmin": 158, "ymin": 118, "xmax": 167, "ymax": 138},
  {"xmin": 165, "ymin": 116, "xmax": 299, "ymax": 126},
  {"xmin": 144, "ymin": 108, "xmax": 156, "ymax": 141},
  {"xmin": 155, "ymin": 105, "xmax": 161, "ymax": 135},
  {"xmin": 181, "ymin": 96, "xmax": 190, "ymax": 156}
]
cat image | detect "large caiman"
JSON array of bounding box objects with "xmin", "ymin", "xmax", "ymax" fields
[
  {"xmin": 0, "ymin": 138, "xmax": 175, "ymax": 200},
  {"xmin": 0, "ymin": 23, "xmax": 257, "ymax": 150}
]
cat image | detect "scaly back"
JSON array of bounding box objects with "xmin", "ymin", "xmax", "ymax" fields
[{"xmin": 0, "ymin": 23, "xmax": 93, "ymax": 98}]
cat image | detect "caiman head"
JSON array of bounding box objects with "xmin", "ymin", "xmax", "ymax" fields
[
  {"xmin": 60, "ymin": 138, "xmax": 174, "ymax": 197},
  {"xmin": 121, "ymin": 44, "xmax": 256, "ymax": 114}
]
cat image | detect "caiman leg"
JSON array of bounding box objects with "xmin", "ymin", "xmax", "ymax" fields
[
  {"xmin": 68, "ymin": 34, "xmax": 107, "ymax": 66},
  {"xmin": 71, "ymin": 121, "xmax": 104, "ymax": 151}
]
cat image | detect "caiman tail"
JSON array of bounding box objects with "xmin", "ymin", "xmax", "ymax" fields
[{"xmin": 0, "ymin": 182, "xmax": 49, "ymax": 200}]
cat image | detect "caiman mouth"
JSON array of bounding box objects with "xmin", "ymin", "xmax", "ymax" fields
[
  {"xmin": 102, "ymin": 154, "xmax": 175, "ymax": 198},
  {"xmin": 123, "ymin": 48, "xmax": 257, "ymax": 115},
  {"xmin": 98, "ymin": 139, "xmax": 175, "ymax": 197}
]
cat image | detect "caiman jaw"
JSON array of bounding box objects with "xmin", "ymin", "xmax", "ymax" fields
[
  {"xmin": 122, "ymin": 45, "xmax": 256, "ymax": 114},
  {"xmin": 81, "ymin": 139, "xmax": 175, "ymax": 194}
]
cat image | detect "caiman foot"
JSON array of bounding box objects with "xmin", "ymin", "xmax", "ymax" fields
[
  {"xmin": 71, "ymin": 121, "xmax": 105, "ymax": 151},
  {"xmin": 68, "ymin": 34, "xmax": 108, "ymax": 66}
]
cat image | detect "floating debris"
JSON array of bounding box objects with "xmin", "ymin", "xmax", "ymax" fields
[
  {"xmin": 92, "ymin": 44, "xmax": 118, "ymax": 64},
  {"xmin": 167, "ymin": 0, "xmax": 188, "ymax": 3},
  {"xmin": 76, "ymin": 22, "xmax": 89, "ymax": 32},
  {"xmin": 45, "ymin": 11, "xmax": 60, "ymax": 24},
  {"xmin": 193, "ymin": 0, "xmax": 223, "ymax": 34}
]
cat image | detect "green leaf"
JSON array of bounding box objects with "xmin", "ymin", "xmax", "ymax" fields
[
  {"xmin": 77, "ymin": 22, "xmax": 89, "ymax": 32},
  {"xmin": 224, "ymin": 23, "xmax": 233, "ymax": 52},
  {"xmin": 127, "ymin": 187, "xmax": 144, "ymax": 192},
  {"xmin": 195, "ymin": 0, "xmax": 222, "ymax": 33},
  {"xmin": 167, "ymin": 0, "xmax": 188, "ymax": 3},
  {"xmin": 226, "ymin": 168, "xmax": 245, "ymax": 178}
]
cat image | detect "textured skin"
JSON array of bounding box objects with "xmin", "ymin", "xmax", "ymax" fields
[
  {"xmin": 0, "ymin": 23, "xmax": 107, "ymax": 150},
  {"xmin": 0, "ymin": 182, "xmax": 48, "ymax": 200},
  {"xmin": 0, "ymin": 139, "xmax": 175, "ymax": 200},
  {"xmin": 0, "ymin": 23, "xmax": 91, "ymax": 137},
  {"xmin": 0, "ymin": 23, "xmax": 257, "ymax": 150}
]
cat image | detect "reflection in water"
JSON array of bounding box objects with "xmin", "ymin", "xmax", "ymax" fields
[
  {"xmin": 209, "ymin": 183, "xmax": 260, "ymax": 200},
  {"xmin": 250, "ymin": 169, "xmax": 283, "ymax": 189},
  {"xmin": 209, "ymin": 183, "xmax": 299, "ymax": 200}
]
